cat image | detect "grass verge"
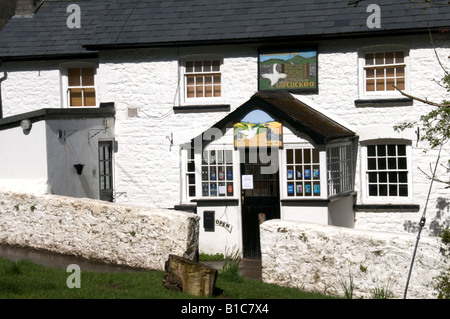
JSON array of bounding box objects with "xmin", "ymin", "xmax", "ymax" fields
[{"xmin": 0, "ymin": 256, "xmax": 335, "ymax": 299}]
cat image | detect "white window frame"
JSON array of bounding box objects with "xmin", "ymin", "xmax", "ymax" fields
[
  {"xmin": 195, "ymin": 146, "xmax": 238, "ymax": 200},
  {"xmin": 60, "ymin": 61, "xmax": 99, "ymax": 108},
  {"xmin": 179, "ymin": 55, "xmax": 224, "ymax": 106},
  {"xmin": 326, "ymin": 141, "xmax": 355, "ymax": 197},
  {"xmin": 281, "ymin": 144, "xmax": 327, "ymax": 200},
  {"xmin": 358, "ymin": 45, "xmax": 410, "ymax": 100},
  {"xmin": 180, "ymin": 144, "xmax": 197, "ymax": 204},
  {"xmin": 360, "ymin": 140, "xmax": 413, "ymax": 204}
]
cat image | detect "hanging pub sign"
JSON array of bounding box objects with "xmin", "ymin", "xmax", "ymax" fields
[
  {"xmin": 234, "ymin": 109, "xmax": 283, "ymax": 148},
  {"xmin": 234, "ymin": 121, "xmax": 283, "ymax": 148},
  {"xmin": 259, "ymin": 48, "xmax": 318, "ymax": 93}
]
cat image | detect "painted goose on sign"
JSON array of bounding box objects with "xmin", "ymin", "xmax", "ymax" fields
[
  {"xmin": 240, "ymin": 124, "xmax": 259, "ymax": 140},
  {"xmin": 261, "ymin": 64, "xmax": 287, "ymax": 87}
]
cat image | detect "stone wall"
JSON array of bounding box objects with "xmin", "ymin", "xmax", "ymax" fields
[
  {"xmin": 260, "ymin": 219, "xmax": 446, "ymax": 299},
  {"xmin": 0, "ymin": 192, "xmax": 199, "ymax": 270}
]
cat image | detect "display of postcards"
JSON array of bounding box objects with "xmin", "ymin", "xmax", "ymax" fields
[
  {"xmin": 227, "ymin": 184, "xmax": 233, "ymax": 195},
  {"xmin": 305, "ymin": 184, "xmax": 311, "ymax": 193},
  {"xmin": 218, "ymin": 170, "xmax": 225, "ymax": 180},
  {"xmin": 304, "ymin": 169, "xmax": 311, "ymax": 179},
  {"xmin": 202, "ymin": 183, "xmax": 209, "ymax": 196},
  {"xmin": 296, "ymin": 184, "xmax": 303, "ymax": 194},
  {"xmin": 297, "ymin": 170, "xmax": 302, "ymax": 178},
  {"xmin": 227, "ymin": 169, "xmax": 233, "ymax": 180},
  {"xmin": 210, "ymin": 167, "xmax": 216, "ymax": 180},
  {"xmin": 287, "ymin": 169, "xmax": 294, "ymax": 179},
  {"xmin": 314, "ymin": 184, "xmax": 320, "ymax": 194},
  {"xmin": 313, "ymin": 169, "xmax": 320, "ymax": 178},
  {"xmin": 287, "ymin": 184, "xmax": 294, "ymax": 194},
  {"xmin": 202, "ymin": 167, "xmax": 208, "ymax": 181},
  {"xmin": 210, "ymin": 183, "xmax": 217, "ymax": 196}
]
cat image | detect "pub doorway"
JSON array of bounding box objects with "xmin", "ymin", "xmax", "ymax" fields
[{"xmin": 240, "ymin": 147, "xmax": 280, "ymax": 259}]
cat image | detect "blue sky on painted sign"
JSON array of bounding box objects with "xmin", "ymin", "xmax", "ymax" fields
[
  {"xmin": 259, "ymin": 50, "xmax": 316, "ymax": 63},
  {"xmin": 240, "ymin": 109, "xmax": 276, "ymax": 124}
]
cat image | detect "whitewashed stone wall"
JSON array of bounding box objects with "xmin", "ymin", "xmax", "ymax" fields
[
  {"xmin": 0, "ymin": 192, "xmax": 199, "ymax": 270},
  {"xmin": 261, "ymin": 219, "xmax": 446, "ymax": 299},
  {"xmin": 97, "ymin": 46, "xmax": 258, "ymax": 208}
]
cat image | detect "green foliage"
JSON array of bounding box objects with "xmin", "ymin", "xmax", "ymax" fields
[
  {"xmin": 394, "ymin": 47, "xmax": 449, "ymax": 149},
  {"xmin": 435, "ymin": 227, "xmax": 450, "ymax": 299},
  {"xmin": 198, "ymin": 252, "xmax": 224, "ymax": 261},
  {"xmin": 340, "ymin": 272, "xmax": 356, "ymax": 299},
  {"xmin": 397, "ymin": 107, "xmax": 450, "ymax": 149},
  {"xmin": 219, "ymin": 247, "xmax": 242, "ymax": 283},
  {"xmin": 371, "ymin": 279, "xmax": 395, "ymax": 299}
]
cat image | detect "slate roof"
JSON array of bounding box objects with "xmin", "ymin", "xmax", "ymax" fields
[
  {"xmin": 194, "ymin": 91, "xmax": 356, "ymax": 146},
  {"xmin": 0, "ymin": 0, "xmax": 449, "ymax": 60}
]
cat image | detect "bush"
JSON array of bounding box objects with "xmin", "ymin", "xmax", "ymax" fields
[{"xmin": 435, "ymin": 227, "xmax": 450, "ymax": 299}]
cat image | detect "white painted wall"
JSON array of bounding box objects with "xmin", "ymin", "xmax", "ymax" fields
[
  {"xmin": 0, "ymin": 121, "xmax": 48, "ymax": 194},
  {"xmin": 2, "ymin": 61, "xmax": 65, "ymax": 116},
  {"xmin": 197, "ymin": 205, "xmax": 241, "ymax": 256},
  {"xmin": 45, "ymin": 118, "xmax": 115, "ymax": 200}
]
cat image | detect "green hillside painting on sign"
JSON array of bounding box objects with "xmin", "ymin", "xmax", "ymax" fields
[{"xmin": 259, "ymin": 48, "xmax": 318, "ymax": 93}]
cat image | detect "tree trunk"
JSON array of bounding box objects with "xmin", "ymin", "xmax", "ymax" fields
[{"xmin": 163, "ymin": 254, "xmax": 217, "ymax": 297}]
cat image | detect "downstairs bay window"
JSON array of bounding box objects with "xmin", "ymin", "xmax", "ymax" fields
[
  {"xmin": 285, "ymin": 147, "xmax": 322, "ymax": 197},
  {"xmin": 201, "ymin": 149, "xmax": 235, "ymax": 198},
  {"xmin": 284, "ymin": 143, "xmax": 355, "ymax": 199},
  {"xmin": 327, "ymin": 143, "xmax": 354, "ymax": 197}
]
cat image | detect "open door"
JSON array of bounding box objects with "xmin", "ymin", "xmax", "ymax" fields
[
  {"xmin": 240, "ymin": 148, "xmax": 280, "ymax": 259},
  {"xmin": 99, "ymin": 141, "xmax": 114, "ymax": 202}
]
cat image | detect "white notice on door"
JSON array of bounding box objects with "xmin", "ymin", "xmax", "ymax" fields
[{"xmin": 242, "ymin": 175, "xmax": 254, "ymax": 189}]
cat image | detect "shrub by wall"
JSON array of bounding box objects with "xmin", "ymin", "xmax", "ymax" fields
[
  {"xmin": 260, "ymin": 219, "xmax": 445, "ymax": 299},
  {"xmin": 0, "ymin": 192, "xmax": 199, "ymax": 270}
]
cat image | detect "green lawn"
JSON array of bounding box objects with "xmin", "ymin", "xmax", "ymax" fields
[{"xmin": 0, "ymin": 256, "xmax": 335, "ymax": 299}]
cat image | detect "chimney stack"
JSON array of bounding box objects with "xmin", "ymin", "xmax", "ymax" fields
[{"xmin": 15, "ymin": 0, "xmax": 39, "ymax": 16}]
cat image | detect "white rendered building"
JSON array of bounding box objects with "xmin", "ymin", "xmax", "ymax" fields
[{"xmin": 0, "ymin": 0, "xmax": 449, "ymax": 258}]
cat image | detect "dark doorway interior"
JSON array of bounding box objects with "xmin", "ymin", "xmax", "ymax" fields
[{"xmin": 240, "ymin": 148, "xmax": 280, "ymax": 259}]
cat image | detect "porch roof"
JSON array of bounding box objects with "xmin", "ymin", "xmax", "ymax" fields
[
  {"xmin": 0, "ymin": 106, "xmax": 115, "ymax": 131},
  {"xmin": 195, "ymin": 91, "xmax": 355, "ymax": 146}
]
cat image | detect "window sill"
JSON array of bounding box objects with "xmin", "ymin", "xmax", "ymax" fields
[
  {"xmin": 174, "ymin": 204, "xmax": 197, "ymax": 213},
  {"xmin": 355, "ymin": 97, "xmax": 413, "ymax": 107},
  {"xmin": 173, "ymin": 104, "xmax": 230, "ymax": 113},
  {"xmin": 192, "ymin": 198, "xmax": 239, "ymax": 204},
  {"xmin": 281, "ymin": 198, "xmax": 330, "ymax": 206},
  {"xmin": 354, "ymin": 204, "xmax": 420, "ymax": 212}
]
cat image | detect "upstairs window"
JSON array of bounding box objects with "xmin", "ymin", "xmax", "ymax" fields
[
  {"xmin": 359, "ymin": 47, "xmax": 408, "ymax": 98},
  {"xmin": 67, "ymin": 67, "xmax": 96, "ymax": 107},
  {"xmin": 185, "ymin": 60, "xmax": 222, "ymax": 99}
]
